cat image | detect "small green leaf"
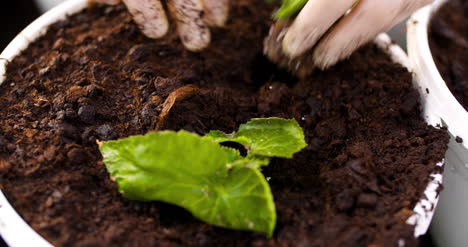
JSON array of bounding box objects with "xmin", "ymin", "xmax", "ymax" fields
[
  {"xmin": 274, "ymin": 0, "xmax": 308, "ymax": 19},
  {"xmin": 100, "ymin": 131, "xmax": 276, "ymax": 236},
  {"xmin": 232, "ymin": 154, "xmax": 271, "ymax": 169},
  {"xmin": 205, "ymin": 118, "xmax": 307, "ymax": 158},
  {"xmin": 205, "ymin": 130, "xmax": 236, "ymax": 143},
  {"xmin": 101, "ymin": 118, "xmax": 307, "ymax": 237}
]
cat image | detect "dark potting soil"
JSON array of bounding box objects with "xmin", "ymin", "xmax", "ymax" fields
[
  {"xmin": 0, "ymin": 2, "xmax": 449, "ymax": 247},
  {"xmin": 429, "ymin": 0, "xmax": 468, "ymax": 110}
]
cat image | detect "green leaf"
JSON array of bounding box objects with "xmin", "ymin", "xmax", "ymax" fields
[
  {"xmin": 205, "ymin": 118, "xmax": 307, "ymax": 158},
  {"xmin": 204, "ymin": 130, "xmax": 237, "ymax": 142},
  {"xmin": 274, "ymin": 0, "xmax": 308, "ymax": 19},
  {"xmin": 100, "ymin": 131, "xmax": 276, "ymax": 236},
  {"xmin": 232, "ymin": 154, "xmax": 271, "ymax": 169},
  {"xmin": 100, "ymin": 118, "xmax": 307, "ymax": 237}
]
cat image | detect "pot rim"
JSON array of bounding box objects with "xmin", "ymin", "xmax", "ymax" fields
[
  {"xmin": 0, "ymin": 0, "xmax": 444, "ymax": 246},
  {"xmin": 407, "ymin": 0, "xmax": 468, "ymax": 245},
  {"xmin": 407, "ymin": 0, "xmax": 468, "ymax": 150}
]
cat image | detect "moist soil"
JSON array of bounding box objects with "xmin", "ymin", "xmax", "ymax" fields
[
  {"xmin": 429, "ymin": 0, "xmax": 468, "ymax": 110},
  {"xmin": 0, "ymin": 2, "xmax": 448, "ymax": 247}
]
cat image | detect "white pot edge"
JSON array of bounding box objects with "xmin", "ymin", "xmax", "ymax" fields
[
  {"xmin": 407, "ymin": 0, "xmax": 468, "ymax": 148},
  {"xmin": 407, "ymin": 0, "xmax": 468, "ymax": 246},
  {"xmin": 374, "ymin": 33, "xmax": 444, "ymax": 239},
  {"xmin": 0, "ymin": 1, "xmax": 87, "ymax": 246},
  {"xmin": 0, "ymin": 0, "xmax": 88, "ymax": 84},
  {"xmin": 34, "ymin": 0, "xmax": 68, "ymax": 13},
  {"xmin": 0, "ymin": 0, "xmax": 445, "ymax": 246}
]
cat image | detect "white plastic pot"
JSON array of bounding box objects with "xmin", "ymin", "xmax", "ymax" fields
[
  {"xmin": 407, "ymin": 0, "xmax": 468, "ymax": 246},
  {"xmin": 0, "ymin": 0, "xmax": 445, "ymax": 246},
  {"xmin": 34, "ymin": 0, "xmax": 67, "ymax": 13}
]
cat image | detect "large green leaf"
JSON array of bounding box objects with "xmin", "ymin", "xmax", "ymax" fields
[
  {"xmin": 205, "ymin": 118, "xmax": 307, "ymax": 158},
  {"xmin": 100, "ymin": 131, "xmax": 276, "ymax": 236}
]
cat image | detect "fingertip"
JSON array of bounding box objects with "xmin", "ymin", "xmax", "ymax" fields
[
  {"xmin": 282, "ymin": 28, "xmax": 312, "ymax": 58},
  {"xmin": 311, "ymin": 27, "xmax": 360, "ymax": 70},
  {"xmin": 142, "ymin": 17, "xmax": 169, "ymax": 39},
  {"xmin": 180, "ymin": 29, "xmax": 211, "ymax": 52},
  {"xmin": 168, "ymin": 0, "xmax": 211, "ymax": 52},
  {"xmin": 312, "ymin": 47, "xmax": 342, "ymax": 70},
  {"xmin": 263, "ymin": 21, "xmax": 317, "ymax": 78},
  {"xmin": 281, "ymin": 0, "xmax": 356, "ymax": 59},
  {"xmin": 205, "ymin": 13, "xmax": 228, "ymax": 27},
  {"xmin": 123, "ymin": 0, "xmax": 169, "ymax": 39},
  {"xmin": 263, "ymin": 21, "xmax": 291, "ymax": 64},
  {"xmin": 202, "ymin": 0, "xmax": 229, "ymax": 27},
  {"xmin": 312, "ymin": 34, "xmax": 365, "ymax": 70}
]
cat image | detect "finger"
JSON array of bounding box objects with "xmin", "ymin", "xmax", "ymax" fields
[
  {"xmin": 282, "ymin": 0, "xmax": 356, "ymax": 58},
  {"xmin": 200, "ymin": 0, "xmax": 229, "ymax": 27},
  {"xmin": 122, "ymin": 0, "xmax": 169, "ymax": 39},
  {"xmin": 313, "ymin": 0, "xmax": 434, "ymax": 69},
  {"xmin": 264, "ymin": 21, "xmax": 317, "ymax": 78},
  {"xmin": 264, "ymin": 21, "xmax": 295, "ymax": 70},
  {"xmin": 92, "ymin": 0, "xmax": 121, "ymax": 4},
  {"xmin": 168, "ymin": 0, "xmax": 211, "ymax": 51}
]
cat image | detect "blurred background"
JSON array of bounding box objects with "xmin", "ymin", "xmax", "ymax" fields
[
  {"xmin": 0, "ymin": 0, "xmax": 431, "ymax": 246},
  {"xmin": 0, "ymin": 0, "xmax": 40, "ymax": 49}
]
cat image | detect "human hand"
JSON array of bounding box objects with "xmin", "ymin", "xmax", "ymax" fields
[
  {"xmin": 95, "ymin": 0, "xmax": 229, "ymax": 51},
  {"xmin": 265, "ymin": 0, "xmax": 433, "ymax": 73}
]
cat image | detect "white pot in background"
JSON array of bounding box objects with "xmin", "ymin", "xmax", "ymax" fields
[
  {"xmin": 34, "ymin": 0, "xmax": 67, "ymax": 12},
  {"xmin": 407, "ymin": 0, "xmax": 468, "ymax": 246},
  {"xmin": 0, "ymin": 0, "xmax": 446, "ymax": 245}
]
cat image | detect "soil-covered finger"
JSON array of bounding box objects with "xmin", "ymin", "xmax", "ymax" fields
[
  {"xmin": 168, "ymin": 0, "xmax": 210, "ymax": 51},
  {"xmin": 122, "ymin": 0, "xmax": 168, "ymax": 38},
  {"xmin": 282, "ymin": 0, "xmax": 355, "ymax": 58},
  {"xmin": 201, "ymin": 0, "xmax": 229, "ymax": 27},
  {"xmin": 264, "ymin": 21, "xmax": 317, "ymax": 78}
]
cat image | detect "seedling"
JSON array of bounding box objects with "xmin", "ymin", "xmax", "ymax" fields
[
  {"xmin": 269, "ymin": 0, "xmax": 308, "ymax": 19},
  {"xmin": 99, "ymin": 118, "xmax": 307, "ymax": 237}
]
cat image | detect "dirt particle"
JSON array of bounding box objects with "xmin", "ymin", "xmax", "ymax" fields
[
  {"xmin": 6, "ymin": 143, "xmax": 16, "ymax": 153},
  {"xmin": 67, "ymin": 147, "xmax": 88, "ymax": 165},
  {"xmin": 0, "ymin": 136, "xmax": 6, "ymax": 146},
  {"xmin": 0, "ymin": 159, "xmax": 12, "ymax": 173},
  {"xmin": 66, "ymin": 85, "xmax": 88, "ymax": 102},
  {"xmin": 347, "ymin": 159, "xmax": 367, "ymax": 176},
  {"xmin": 335, "ymin": 190, "xmax": 356, "ymax": 212},
  {"xmin": 59, "ymin": 123, "xmax": 79, "ymax": 140},
  {"xmin": 85, "ymin": 84, "xmax": 103, "ymax": 98},
  {"xmin": 65, "ymin": 108, "xmax": 78, "ymax": 120},
  {"xmin": 78, "ymin": 105, "xmax": 96, "ymax": 124},
  {"xmin": 357, "ymin": 193, "xmax": 378, "ymax": 208},
  {"xmin": 81, "ymin": 128, "xmax": 96, "ymax": 144},
  {"xmin": 74, "ymin": 78, "xmax": 91, "ymax": 86},
  {"xmin": 96, "ymin": 124, "xmax": 117, "ymax": 141}
]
